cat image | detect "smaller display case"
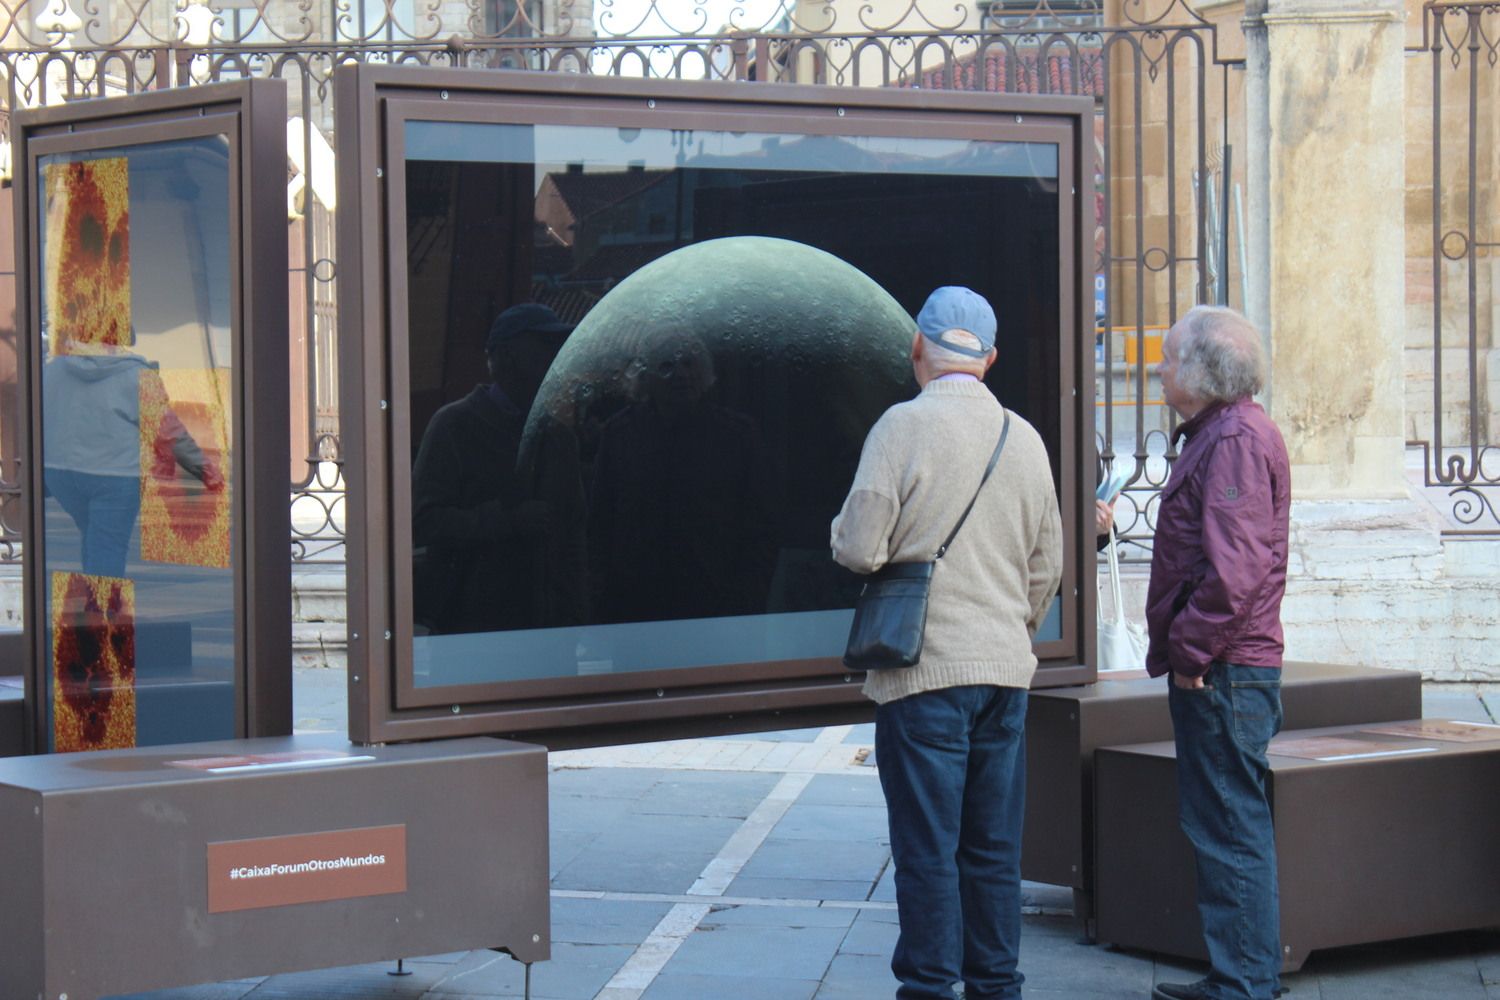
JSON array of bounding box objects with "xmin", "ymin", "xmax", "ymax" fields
[{"xmin": 13, "ymin": 81, "xmax": 291, "ymax": 752}]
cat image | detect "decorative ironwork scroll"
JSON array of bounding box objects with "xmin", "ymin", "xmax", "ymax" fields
[
  {"xmin": 0, "ymin": 0, "xmax": 1243, "ymax": 565},
  {"xmin": 1411, "ymin": 2, "xmax": 1500, "ymax": 532}
]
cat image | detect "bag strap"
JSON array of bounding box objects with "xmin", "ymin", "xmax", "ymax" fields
[
  {"xmin": 936, "ymin": 410, "xmax": 1011, "ymax": 560},
  {"xmin": 1104, "ymin": 520, "xmax": 1128, "ymax": 624}
]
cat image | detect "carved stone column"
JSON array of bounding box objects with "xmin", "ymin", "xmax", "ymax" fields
[{"xmin": 1243, "ymin": 0, "xmax": 1407, "ymax": 497}]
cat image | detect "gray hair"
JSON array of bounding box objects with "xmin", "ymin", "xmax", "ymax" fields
[
  {"xmin": 1172, "ymin": 305, "xmax": 1266, "ymax": 403},
  {"xmin": 921, "ymin": 332, "xmax": 992, "ymax": 375}
]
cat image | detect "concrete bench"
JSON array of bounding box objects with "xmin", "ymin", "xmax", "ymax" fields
[
  {"xmin": 0, "ymin": 733, "xmax": 549, "ymax": 1000},
  {"xmin": 1022, "ymin": 661, "xmax": 1421, "ymax": 936},
  {"xmin": 1093, "ymin": 719, "xmax": 1500, "ymax": 970}
]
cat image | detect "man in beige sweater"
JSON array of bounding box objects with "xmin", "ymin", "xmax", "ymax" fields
[{"xmin": 832, "ymin": 286, "xmax": 1063, "ymax": 1000}]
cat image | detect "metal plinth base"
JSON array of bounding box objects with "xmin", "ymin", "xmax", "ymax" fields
[
  {"xmin": 1095, "ymin": 722, "xmax": 1500, "ymax": 971},
  {"xmin": 0, "ymin": 734, "xmax": 550, "ymax": 1000},
  {"xmin": 1022, "ymin": 661, "xmax": 1422, "ymax": 937}
]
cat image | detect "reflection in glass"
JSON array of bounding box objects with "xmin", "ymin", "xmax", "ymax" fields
[
  {"xmin": 404, "ymin": 122, "xmax": 1062, "ymax": 689},
  {"xmin": 37, "ymin": 136, "xmax": 235, "ymax": 750},
  {"xmin": 411, "ymin": 302, "xmax": 575, "ymax": 634}
]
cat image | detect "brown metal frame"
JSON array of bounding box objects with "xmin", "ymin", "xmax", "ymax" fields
[
  {"xmin": 338, "ymin": 64, "xmax": 1096, "ymax": 745},
  {"xmin": 13, "ymin": 80, "xmax": 292, "ymax": 752}
]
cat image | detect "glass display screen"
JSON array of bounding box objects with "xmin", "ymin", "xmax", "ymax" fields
[
  {"xmin": 37, "ymin": 136, "xmax": 236, "ymax": 749},
  {"xmin": 402, "ymin": 120, "xmax": 1062, "ymax": 690}
]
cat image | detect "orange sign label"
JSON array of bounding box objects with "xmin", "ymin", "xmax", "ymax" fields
[{"xmin": 207, "ymin": 824, "xmax": 407, "ymax": 913}]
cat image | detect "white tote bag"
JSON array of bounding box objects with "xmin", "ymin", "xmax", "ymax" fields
[{"xmin": 1097, "ymin": 525, "xmax": 1148, "ymax": 671}]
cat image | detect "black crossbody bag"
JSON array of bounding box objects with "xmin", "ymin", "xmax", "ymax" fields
[{"xmin": 842, "ymin": 411, "xmax": 1011, "ymax": 671}]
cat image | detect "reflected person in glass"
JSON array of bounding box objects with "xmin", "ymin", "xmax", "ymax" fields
[
  {"xmin": 587, "ymin": 330, "xmax": 777, "ymax": 625},
  {"xmin": 43, "ymin": 336, "xmax": 223, "ymax": 578},
  {"xmin": 410, "ymin": 303, "xmax": 572, "ymax": 634}
]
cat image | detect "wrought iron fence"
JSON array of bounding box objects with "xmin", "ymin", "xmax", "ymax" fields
[
  {"xmin": 0, "ymin": 0, "xmax": 1241, "ymax": 565},
  {"xmin": 1412, "ymin": 1, "xmax": 1500, "ymax": 533}
]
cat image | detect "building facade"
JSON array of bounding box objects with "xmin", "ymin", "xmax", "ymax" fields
[{"xmin": 0, "ymin": 0, "xmax": 1494, "ymax": 679}]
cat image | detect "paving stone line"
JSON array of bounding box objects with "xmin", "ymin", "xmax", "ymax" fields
[
  {"xmin": 689, "ymin": 771, "xmax": 814, "ymax": 896},
  {"xmin": 552, "ymin": 725, "xmax": 873, "ymax": 775},
  {"xmin": 592, "ymin": 729, "xmax": 849, "ymax": 999},
  {"xmin": 553, "ymin": 887, "xmax": 897, "ymax": 912},
  {"xmin": 594, "ymin": 901, "xmax": 712, "ymax": 999}
]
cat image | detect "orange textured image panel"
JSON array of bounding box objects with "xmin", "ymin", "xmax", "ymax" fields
[
  {"xmin": 51, "ymin": 571, "xmax": 136, "ymax": 753},
  {"xmin": 43, "ymin": 157, "xmax": 130, "ymax": 355},
  {"xmin": 139, "ymin": 368, "xmax": 232, "ymax": 568}
]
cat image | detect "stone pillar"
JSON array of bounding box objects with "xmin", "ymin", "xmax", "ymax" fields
[
  {"xmin": 1243, "ymin": 0, "xmax": 1407, "ymax": 498},
  {"xmin": 1238, "ymin": 0, "xmax": 1500, "ymax": 680}
]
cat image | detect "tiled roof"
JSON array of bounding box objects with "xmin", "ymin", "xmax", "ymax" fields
[
  {"xmin": 906, "ymin": 44, "xmax": 1104, "ymax": 96},
  {"xmin": 543, "ymin": 168, "xmax": 675, "ymax": 224}
]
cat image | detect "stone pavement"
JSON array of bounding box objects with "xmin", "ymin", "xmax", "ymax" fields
[{"xmin": 110, "ymin": 675, "xmax": 1500, "ymax": 1000}]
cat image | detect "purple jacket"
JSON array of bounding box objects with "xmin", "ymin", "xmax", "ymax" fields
[{"xmin": 1145, "ymin": 398, "xmax": 1291, "ymax": 679}]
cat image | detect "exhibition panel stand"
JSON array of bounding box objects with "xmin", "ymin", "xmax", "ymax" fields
[
  {"xmin": 2, "ymin": 81, "xmax": 551, "ymax": 999},
  {"xmin": 1023, "ymin": 660, "xmax": 1422, "ymax": 936},
  {"xmin": 12, "ymin": 81, "xmax": 292, "ymax": 753},
  {"xmin": 0, "ymin": 734, "xmax": 549, "ymax": 1000},
  {"xmin": 1095, "ymin": 719, "xmax": 1500, "ymax": 970},
  {"xmin": 334, "ymin": 65, "xmax": 1099, "ymax": 747}
]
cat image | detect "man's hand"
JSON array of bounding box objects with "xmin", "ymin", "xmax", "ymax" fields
[
  {"xmin": 198, "ymin": 463, "xmax": 226, "ymax": 494},
  {"xmin": 1172, "ymin": 671, "xmax": 1206, "ymax": 690},
  {"xmin": 1094, "ymin": 498, "xmax": 1115, "ymax": 536}
]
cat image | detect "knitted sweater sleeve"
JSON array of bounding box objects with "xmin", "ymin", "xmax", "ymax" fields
[
  {"xmin": 830, "ymin": 429, "xmax": 900, "ymax": 575},
  {"xmin": 1025, "ymin": 487, "xmax": 1064, "ymax": 636}
]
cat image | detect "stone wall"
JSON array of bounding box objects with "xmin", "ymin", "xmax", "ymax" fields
[{"xmin": 1108, "ymin": 494, "xmax": 1500, "ymax": 680}]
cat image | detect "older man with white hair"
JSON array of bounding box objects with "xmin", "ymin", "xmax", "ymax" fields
[{"xmin": 1146, "ymin": 305, "xmax": 1291, "ymax": 1000}]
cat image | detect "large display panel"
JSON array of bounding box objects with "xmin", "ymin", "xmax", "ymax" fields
[
  {"xmin": 14, "ymin": 82, "xmax": 291, "ymax": 752},
  {"xmin": 339, "ymin": 67, "xmax": 1095, "ymax": 745}
]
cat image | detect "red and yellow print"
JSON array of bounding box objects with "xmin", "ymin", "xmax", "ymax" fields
[
  {"xmin": 139, "ymin": 368, "xmax": 232, "ymax": 568},
  {"xmin": 43, "ymin": 158, "xmax": 130, "ymax": 355},
  {"xmin": 51, "ymin": 571, "xmax": 136, "ymax": 753}
]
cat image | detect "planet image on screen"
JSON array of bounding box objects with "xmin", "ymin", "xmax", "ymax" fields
[{"xmin": 522, "ymin": 236, "xmax": 919, "ymax": 620}]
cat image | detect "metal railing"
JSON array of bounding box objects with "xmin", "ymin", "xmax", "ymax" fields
[
  {"xmin": 1411, "ymin": 1, "xmax": 1500, "ymax": 533},
  {"xmin": 0, "ymin": 0, "xmax": 1243, "ymax": 563}
]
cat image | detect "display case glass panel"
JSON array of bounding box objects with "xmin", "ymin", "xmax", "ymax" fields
[
  {"xmin": 16, "ymin": 82, "xmax": 290, "ymax": 752},
  {"xmin": 36, "ymin": 137, "xmax": 236, "ymax": 750},
  {"xmin": 401, "ymin": 121, "xmax": 1063, "ymax": 691},
  {"xmin": 339, "ymin": 68, "xmax": 1092, "ymax": 743}
]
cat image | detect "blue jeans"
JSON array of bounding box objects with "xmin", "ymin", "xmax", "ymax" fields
[
  {"xmin": 46, "ymin": 469, "xmax": 141, "ymax": 579},
  {"xmin": 1168, "ymin": 661, "xmax": 1283, "ymax": 1000},
  {"xmin": 876, "ymin": 684, "xmax": 1027, "ymax": 1000}
]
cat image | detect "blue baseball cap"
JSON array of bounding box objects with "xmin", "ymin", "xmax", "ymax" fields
[{"xmin": 915, "ymin": 286, "xmax": 996, "ymax": 358}]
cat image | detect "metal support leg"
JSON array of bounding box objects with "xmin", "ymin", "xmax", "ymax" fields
[
  {"xmin": 389, "ymin": 958, "xmax": 412, "ymax": 976},
  {"xmin": 1072, "ymin": 887, "xmax": 1098, "ymax": 944}
]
